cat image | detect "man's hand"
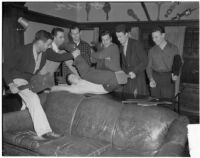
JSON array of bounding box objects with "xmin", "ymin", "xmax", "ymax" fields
[
  {"xmin": 72, "ymin": 49, "xmax": 81, "ymax": 59},
  {"xmin": 172, "ymin": 73, "xmax": 178, "ymax": 81},
  {"xmin": 149, "ymin": 78, "xmax": 156, "ymax": 88},
  {"xmin": 128, "ymin": 72, "xmax": 136, "ymax": 79},
  {"xmin": 8, "ymin": 83, "xmax": 19, "ymax": 94}
]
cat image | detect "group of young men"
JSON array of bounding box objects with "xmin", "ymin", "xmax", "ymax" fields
[{"xmin": 3, "ymin": 24, "xmax": 182, "ymax": 139}]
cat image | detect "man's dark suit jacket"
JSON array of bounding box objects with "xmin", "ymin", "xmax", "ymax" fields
[
  {"xmin": 172, "ymin": 54, "xmax": 182, "ymax": 76},
  {"xmin": 120, "ymin": 38, "xmax": 148, "ymax": 98},
  {"xmin": 3, "ymin": 43, "xmax": 73, "ymax": 85}
]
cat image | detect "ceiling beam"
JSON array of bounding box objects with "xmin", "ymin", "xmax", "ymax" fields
[
  {"xmin": 24, "ymin": 10, "xmax": 77, "ymax": 28},
  {"xmin": 141, "ymin": 2, "xmax": 151, "ymax": 21},
  {"xmin": 79, "ymin": 20, "xmax": 199, "ymax": 30}
]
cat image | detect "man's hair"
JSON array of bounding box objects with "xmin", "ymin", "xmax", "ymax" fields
[
  {"xmin": 101, "ymin": 30, "xmax": 112, "ymax": 38},
  {"xmin": 115, "ymin": 24, "xmax": 129, "ymax": 34},
  {"xmin": 152, "ymin": 26, "xmax": 165, "ymax": 34},
  {"xmin": 69, "ymin": 25, "xmax": 81, "ymax": 33},
  {"xmin": 33, "ymin": 30, "xmax": 53, "ymax": 43},
  {"xmin": 51, "ymin": 27, "xmax": 64, "ymax": 36}
]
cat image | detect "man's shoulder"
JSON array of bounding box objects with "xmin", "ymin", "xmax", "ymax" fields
[
  {"xmin": 128, "ymin": 38, "xmax": 143, "ymax": 48},
  {"xmin": 167, "ymin": 42, "xmax": 178, "ymax": 49},
  {"xmin": 129, "ymin": 38, "xmax": 140, "ymax": 44},
  {"xmin": 46, "ymin": 47, "xmax": 54, "ymax": 52},
  {"xmin": 111, "ymin": 43, "xmax": 118, "ymax": 47},
  {"xmin": 149, "ymin": 45, "xmax": 158, "ymax": 53},
  {"xmin": 108, "ymin": 43, "xmax": 118, "ymax": 49},
  {"xmin": 80, "ymin": 40, "xmax": 90, "ymax": 46}
]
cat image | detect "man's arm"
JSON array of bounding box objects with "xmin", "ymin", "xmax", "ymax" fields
[
  {"xmin": 3, "ymin": 48, "xmax": 24, "ymax": 85},
  {"xmin": 146, "ymin": 51, "xmax": 156, "ymax": 87},
  {"xmin": 46, "ymin": 48, "xmax": 73, "ymax": 62},
  {"xmin": 128, "ymin": 41, "xmax": 148, "ymax": 75},
  {"xmin": 91, "ymin": 44, "xmax": 117, "ymax": 59},
  {"xmin": 73, "ymin": 51, "xmax": 91, "ymax": 78},
  {"xmin": 146, "ymin": 51, "xmax": 153, "ymax": 80},
  {"xmin": 64, "ymin": 60, "xmax": 80, "ymax": 76}
]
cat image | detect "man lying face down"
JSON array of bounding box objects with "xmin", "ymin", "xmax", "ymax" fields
[{"xmin": 51, "ymin": 73, "xmax": 109, "ymax": 94}]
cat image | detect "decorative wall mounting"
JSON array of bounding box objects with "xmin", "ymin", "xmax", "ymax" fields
[
  {"xmin": 103, "ymin": 2, "xmax": 111, "ymax": 20},
  {"xmin": 165, "ymin": 2, "xmax": 180, "ymax": 18},
  {"xmin": 172, "ymin": 8, "xmax": 198, "ymax": 20},
  {"xmin": 55, "ymin": 2, "xmax": 104, "ymax": 11},
  {"xmin": 127, "ymin": 9, "xmax": 140, "ymax": 21},
  {"xmin": 154, "ymin": 2, "xmax": 165, "ymax": 20},
  {"xmin": 85, "ymin": 2, "xmax": 91, "ymax": 21}
]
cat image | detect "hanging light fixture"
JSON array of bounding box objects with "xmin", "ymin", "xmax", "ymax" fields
[{"xmin": 17, "ymin": 17, "xmax": 29, "ymax": 31}]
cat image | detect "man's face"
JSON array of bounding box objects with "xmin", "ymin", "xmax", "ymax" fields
[
  {"xmin": 68, "ymin": 74, "xmax": 80, "ymax": 85},
  {"xmin": 38, "ymin": 39, "xmax": 52, "ymax": 52},
  {"xmin": 152, "ymin": 31, "xmax": 165, "ymax": 46},
  {"xmin": 54, "ymin": 31, "xmax": 65, "ymax": 46},
  {"xmin": 116, "ymin": 32, "xmax": 128, "ymax": 46},
  {"xmin": 70, "ymin": 28, "xmax": 81, "ymax": 43},
  {"xmin": 102, "ymin": 34, "xmax": 112, "ymax": 48}
]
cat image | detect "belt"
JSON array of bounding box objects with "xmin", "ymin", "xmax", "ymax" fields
[{"xmin": 153, "ymin": 70, "xmax": 171, "ymax": 74}]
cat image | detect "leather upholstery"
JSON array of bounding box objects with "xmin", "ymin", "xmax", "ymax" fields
[
  {"xmin": 71, "ymin": 95, "xmax": 123, "ymax": 143},
  {"xmin": 3, "ymin": 92, "xmax": 189, "ymax": 156},
  {"xmin": 45, "ymin": 92, "xmax": 85, "ymax": 135},
  {"xmin": 112, "ymin": 105, "xmax": 178, "ymax": 156},
  {"xmin": 3, "ymin": 130, "xmax": 110, "ymax": 156}
]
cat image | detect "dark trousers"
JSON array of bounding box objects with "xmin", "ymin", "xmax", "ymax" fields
[{"xmin": 150, "ymin": 71, "xmax": 175, "ymax": 99}]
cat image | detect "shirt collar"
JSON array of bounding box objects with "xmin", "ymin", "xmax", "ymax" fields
[
  {"xmin": 33, "ymin": 44, "xmax": 39, "ymax": 56},
  {"xmin": 124, "ymin": 38, "xmax": 129, "ymax": 47},
  {"xmin": 52, "ymin": 41, "xmax": 59, "ymax": 53},
  {"xmin": 33, "ymin": 44, "xmax": 42, "ymax": 60},
  {"xmin": 76, "ymin": 41, "xmax": 80, "ymax": 46},
  {"xmin": 72, "ymin": 40, "xmax": 81, "ymax": 46}
]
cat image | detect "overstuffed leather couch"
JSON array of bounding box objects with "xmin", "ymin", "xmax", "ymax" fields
[{"xmin": 3, "ymin": 91, "xmax": 189, "ymax": 156}]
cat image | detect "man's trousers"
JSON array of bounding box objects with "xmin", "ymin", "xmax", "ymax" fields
[
  {"xmin": 13, "ymin": 78, "xmax": 52, "ymax": 136},
  {"xmin": 150, "ymin": 71, "xmax": 175, "ymax": 99}
]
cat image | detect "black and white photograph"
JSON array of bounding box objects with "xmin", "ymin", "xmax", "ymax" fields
[{"xmin": 2, "ymin": 0, "xmax": 200, "ymax": 157}]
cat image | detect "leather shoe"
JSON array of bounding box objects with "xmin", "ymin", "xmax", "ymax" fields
[{"xmin": 42, "ymin": 132, "xmax": 62, "ymax": 140}]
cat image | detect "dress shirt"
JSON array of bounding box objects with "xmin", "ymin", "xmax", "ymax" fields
[
  {"xmin": 52, "ymin": 41, "xmax": 59, "ymax": 53},
  {"xmin": 123, "ymin": 39, "xmax": 128, "ymax": 56},
  {"xmin": 33, "ymin": 45, "xmax": 42, "ymax": 74}
]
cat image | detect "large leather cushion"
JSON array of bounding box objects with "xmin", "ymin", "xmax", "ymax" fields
[
  {"xmin": 112, "ymin": 104, "xmax": 178, "ymax": 155},
  {"xmin": 45, "ymin": 91, "xmax": 85, "ymax": 135},
  {"xmin": 3, "ymin": 130, "xmax": 52, "ymax": 152},
  {"xmin": 38, "ymin": 135, "xmax": 111, "ymax": 156},
  {"xmin": 71, "ymin": 94, "xmax": 123, "ymax": 143},
  {"xmin": 3, "ymin": 110, "xmax": 34, "ymax": 133},
  {"xmin": 99, "ymin": 147, "xmax": 144, "ymax": 157},
  {"xmin": 3, "ymin": 130, "xmax": 110, "ymax": 157}
]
